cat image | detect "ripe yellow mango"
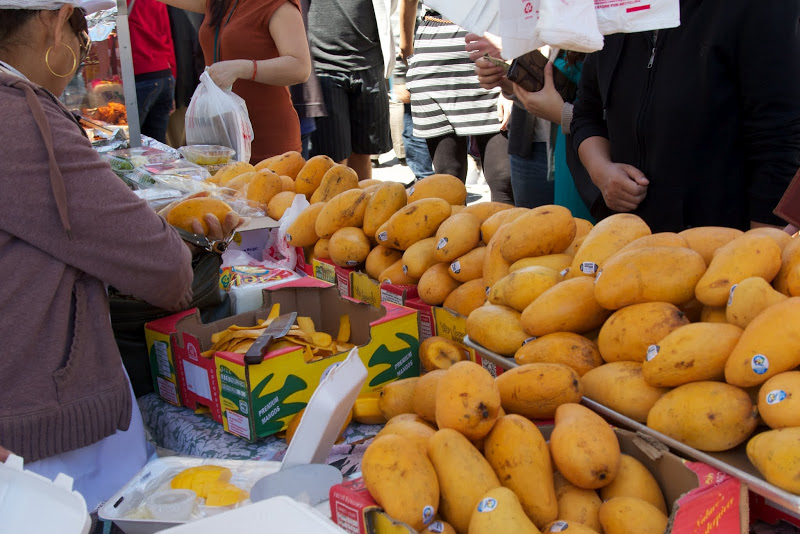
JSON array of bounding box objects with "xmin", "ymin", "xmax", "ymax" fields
[
  {"xmin": 419, "ymin": 336, "xmax": 468, "ymax": 373},
  {"xmin": 314, "ymin": 189, "xmax": 369, "ymax": 238},
  {"xmin": 468, "ymin": 487, "xmax": 542, "ymax": 534},
  {"xmin": 436, "ymin": 361, "xmax": 501, "ymax": 441},
  {"xmin": 408, "ymin": 173, "xmax": 468, "ymax": 205},
  {"xmin": 594, "ymin": 246, "xmax": 707, "ymax": 310},
  {"xmin": 641, "ymin": 322, "xmax": 742, "ymax": 387},
  {"xmin": 725, "ymin": 276, "xmax": 789, "ymax": 329},
  {"xmin": 421, "ymin": 520, "xmax": 457, "ymax": 534},
  {"xmin": 542, "ymin": 521, "xmax": 599, "ymax": 534},
  {"xmin": 746, "ymin": 427, "xmax": 800, "ymax": 495},
  {"xmin": 285, "ymin": 201, "xmax": 326, "ymax": 248},
  {"xmin": 480, "ymin": 207, "xmax": 528, "ymax": 245},
  {"xmin": 725, "ymin": 297, "xmax": 800, "ymax": 387},
  {"xmin": 419, "ymin": 262, "xmax": 462, "ymax": 305},
  {"xmin": 294, "ymin": 155, "xmax": 335, "ymax": 197},
  {"xmin": 352, "ymin": 393, "xmax": 385, "ymax": 425},
  {"xmin": 483, "ymin": 224, "xmax": 513, "ymax": 287},
  {"xmin": 615, "ymin": 232, "xmax": 689, "ymax": 255},
  {"xmin": 695, "ymin": 234, "xmax": 782, "ymax": 306},
  {"xmin": 568, "ymin": 213, "xmax": 651, "ymax": 278},
  {"xmin": 510, "ymin": 254, "xmax": 573, "ymax": 275},
  {"xmin": 461, "ymin": 201, "xmax": 514, "ymax": 223},
  {"xmin": 450, "ymin": 246, "xmax": 486, "ymax": 282},
  {"xmin": 580, "ymin": 362, "xmax": 669, "ymax": 423},
  {"xmin": 362, "ymin": 181, "xmax": 408, "ymax": 238},
  {"xmin": 646, "ymin": 381, "xmax": 759, "ymax": 451},
  {"xmin": 309, "ymin": 164, "xmax": 359, "ymax": 203},
  {"xmin": 499, "ymin": 205, "xmax": 577, "ymax": 263},
  {"xmin": 402, "ymin": 237, "xmax": 440, "ymax": 278},
  {"xmin": 213, "ymin": 161, "xmax": 255, "ymax": 185},
  {"xmin": 598, "ymin": 497, "xmax": 668, "ymax": 534},
  {"xmin": 378, "ymin": 377, "xmax": 418, "ymax": 420},
  {"xmin": 429, "ymin": 428, "xmax": 501, "ymax": 533},
  {"xmin": 466, "ymin": 304, "xmax": 529, "ymax": 357},
  {"xmin": 435, "ymin": 213, "xmax": 482, "ymax": 262},
  {"xmin": 599, "ymin": 455, "xmax": 666, "ymax": 514},
  {"xmin": 550, "ymin": 403, "xmax": 621, "ymax": 489},
  {"xmin": 279, "ymin": 174, "xmax": 295, "ymax": 192},
  {"xmin": 264, "ymin": 150, "xmax": 305, "ymax": 179},
  {"xmin": 328, "ymin": 227, "xmax": 371, "ymax": 267},
  {"xmin": 243, "ymin": 170, "xmax": 282, "ymax": 207},
  {"xmin": 514, "ymin": 332, "xmax": 602, "ymax": 376},
  {"xmin": 597, "ymin": 302, "xmax": 689, "ymax": 363},
  {"xmin": 521, "ymin": 277, "xmax": 611, "ymax": 337},
  {"xmin": 362, "ymin": 434, "xmax": 440, "ymax": 531},
  {"xmin": 383, "ymin": 198, "xmax": 452, "ymax": 250},
  {"xmin": 678, "ymin": 226, "xmax": 744, "ymax": 266},
  {"xmin": 757, "ymin": 371, "xmax": 800, "ymax": 429},
  {"xmin": 484, "ymin": 415, "xmax": 557, "ymax": 527},
  {"xmin": 772, "ymin": 236, "xmax": 800, "ymax": 295},
  {"xmin": 266, "ymin": 191, "xmax": 297, "ymax": 220},
  {"xmin": 378, "ymin": 258, "xmax": 419, "ymax": 285},
  {"xmin": 700, "ymin": 305, "xmax": 728, "ymax": 323},
  {"xmin": 385, "ymin": 413, "xmax": 436, "ymax": 429},
  {"xmin": 365, "ymin": 245, "xmax": 403, "ymax": 280},
  {"xmin": 313, "ymin": 238, "xmax": 330, "ymax": 259},
  {"xmin": 552, "ymin": 472, "xmax": 603, "ymax": 532},
  {"xmin": 745, "ymin": 226, "xmax": 793, "ymax": 251},
  {"xmin": 495, "ymin": 363, "xmax": 583, "ymax": 420},
  {"xmin": 444, "ymin": 278, "xmax": 488, "ymax": 317},
  {"xmin": 166, "ymin": 197, "xmax": 232, "ymax": 234},
  {"xmin": 488, "ymin": 266, "xmax": 560, "ymax": 312},
  {"xmin": 413, "ymin": 369, "xmax": 446, "ymax": 423},
  {"xmin": 375, "ymin": 420, "xmax": 436, "ymax": 456}
]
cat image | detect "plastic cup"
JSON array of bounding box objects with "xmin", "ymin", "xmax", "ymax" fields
[{"xmin": 145, "ymin": 489, "xmax": 197, "ymax": 521}]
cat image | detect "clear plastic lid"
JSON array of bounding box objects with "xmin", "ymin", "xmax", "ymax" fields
[
  {"xmin": 129, "ymin": 162, "xmax": 213, "ymax": 193},
  {"xmin": 179, "ymin": 145, "xmax": 236, "ymax": 166},
  {"xmin": 145, "ymin": 490, "xmax": 197, "ymax": 521}
]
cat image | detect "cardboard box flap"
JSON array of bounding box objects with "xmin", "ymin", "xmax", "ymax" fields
[{"xmin": 632, "ymin": 431, "xmax": 670, "ymax": 461}]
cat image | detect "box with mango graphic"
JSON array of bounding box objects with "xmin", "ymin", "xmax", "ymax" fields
[{"xmin": 145, "ymin": 277, "xmax": 420, "ymax": 442}]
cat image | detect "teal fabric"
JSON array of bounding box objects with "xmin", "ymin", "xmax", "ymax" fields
[{"xmin": 553, "ymin": 57, "xmax": 594, "ymax": 222}]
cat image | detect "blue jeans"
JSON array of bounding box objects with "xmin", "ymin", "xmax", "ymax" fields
[
  {"xmin": 402, "ymin": 103, "xmax": 433, "ymax": 180},
  {"xmin": 510, "ymin": 143, "xmax": 553, "ymax": 208},
  {"xmin": 135, "ymin": 76, "xmax": 174, "ymax": 143}
]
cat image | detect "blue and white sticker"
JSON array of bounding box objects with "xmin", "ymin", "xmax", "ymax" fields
[
  {"xmin": 408, "ymin": 186, "xmax": 415, "ymax": 196},
  {"xmin": 451, "ymin": 261, "xmax": 461, "ymax": 274},
  {"xmin": 346, "ymin": 260, "xmax": 358, "ymax": 267},
  {"xmin": 751, "ymin": 354, "xmax": 769, "ymax": 375},
  {"xmin": 766, "ymin": 389, "xmax": 787, "ymax": 405},
  {"xmin": 560, "ymin": 268, "xmax": 570, "ymax": 278},
  {"xmin": 477, "ymin": 498, "xmax": 498, "ymax": 513},
  {"xmin": 522, "ymin": 336, "xmax": 537, "ymax": 346},
  {"xmin": 437, "ymin": 237, "xmax": 448, "ymax": 250},
  {"xmin": 594, "ymin": 269, "xmax": 603, "ymax": 284},
  {"xmin": 428, "ymin": 520, "xmax": 445, "ymax": 533},
  {"xmin": 728, "ymin": 284, "xmax": 738, "ymax": 307},
  {"xmin": 549, "ymin": 521, "xmax": 569, "ymax": 532},
  {"xmin": 485, "ymin": 286, "xmax": 491, "ymax": 297},
  {"xmin": 402, "ymin": 264, "xmax": 409, "ymax": 274},
  {"xmin": 580, "ymin": 261, "xmax": 598, "ymax": 275},
  {"xmin": 646, "ymin": 344, "xmax": 660, "ymax": 362},
  {"xmin": 378, "ymin": 231, "xmax": 388, "ymax": 242},
  {"xmin": 422, "ymin": 505, "xmax": 435, "ymax": 525},
  {"xmin": 285, "ymin": 233, "xmax": 293, "ymax": 243}
]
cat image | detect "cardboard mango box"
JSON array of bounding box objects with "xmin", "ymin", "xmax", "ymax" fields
[
  {"xmin": 331, "ymin": 427, "xmax": 747, "ymax": 534},
  {"xmin": 311, "ymin": 257, "xmax": 354, "ymax": 298},
  {"xmin": 350, "ymin": 271, "xmax": 419, "ymax": 309},
  {"xmin": 432, "ymin": 306, "xmax": 504, "ymax": 377},
  {"xmin": 403, "ymin": 299, "xmax": 436, "ymax": 342}
]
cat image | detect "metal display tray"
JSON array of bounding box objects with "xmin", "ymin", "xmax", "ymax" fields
[{"xmin": 462, "ymin": 335, "xmax": 800, "ymax": 515}]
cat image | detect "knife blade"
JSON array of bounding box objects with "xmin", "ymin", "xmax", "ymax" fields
[{"xmin": 244, "ymin": 312, "xmax": 297, "ymax": 365}]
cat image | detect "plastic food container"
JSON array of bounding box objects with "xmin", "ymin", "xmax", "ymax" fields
[
  {"xmin": 179, "ymin": 145, "xmax": 236, "ymax": 166},
  {"xmin": 145, "ymin": 490, "xmax": 196, "ymax": 521},
  {"xmin": 128, "ymin": 162, "xmax": 213, "ymax": 194}
]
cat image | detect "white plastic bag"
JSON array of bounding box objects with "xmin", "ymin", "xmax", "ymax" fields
[
  {"xmin": 498, "ymin": 0, "xmax": 544, "ymax": 59},
  {"xmin": 185, "ymin": 72, "xmax": 254, "ymax": 163},
  {"xmin": 594, "ymin": 0, "xmax": 680, "ymax": 35},
  {"xmin": 535, "ymin": 0, "xmax": 604, "ymax": 53},
  {"xmin": 261, "ymin": 194, "xmax": 310, "ymax": 271}
]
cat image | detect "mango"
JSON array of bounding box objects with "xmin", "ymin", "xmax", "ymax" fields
[
  {"xmin": 700, "ymin": 305, "xmax": 728, "ymax": 323},
  {"xmin": 285, "ymin": 201, "xmax": 326, "ymax": 247},
  {"xmin": 419, "ymin": 262, "xmax": 462, "ymax": 305},
  {"xmin": 435, "ymin": 213, "xmax": 482, "ymax": 262},
  {"xmin": 436, "ymin": 361, "xmax": 501, "ymax": 441},
  {"xmin": 386, "ymin": 413, "xmax": 436, "ymax": 429},
  {"xmin": 746, "ymin": 428, "xmax": 800, "ymax": 495},
  {"xmin": 375, "ymin": 420, "xmax": 436, "ymax": 456},
  {"xmin": 480, "ymin": 207, "xmax": 528, "ymax": 245},
  {"xmin": 745, "ymin": 226, "xmax": 793, "ymax": 251},
  {"xmin": 495, "ymin": 363, "xmax": 583, "ymax": 420},
  {"xmin": 550, "ymin": 403, "xmax": 621, "ymax": 489},
  {"xmin": 449, "ymin": 246, "xmax": 486, "ymax": 282},
  {"xmin": 483, "ymin": 225, "xmax": 512, "ymax": 287},
  {"xmin": 314, "ymin": 189, "xmax": 369, "ymax": 238},
  {"xmin": 224, "ymin": 170, "xmax": 256, "ymax": 191},
  {"xmin": 362, "ymin": 181, "xmax": 408, "ymax": 238},
  {"xmin": 568, "ymin": 213, "xmax": 651, "ymax": 278},
  {"xmin": 468, "ymin": 486, "xmax": 542, "ymax": 534},
  {"xmin": 253, "ymin": 155, "xmax": 280, "ymax": 172},
  {"xmin": 408, "ymin": 173, "xmax": 468, "ymax": 205},
  {"xmin": 383, "ymin": 198, "xmax": 452, "ymax": 250},
  {"xmin": 429, "ymin": 428, "xmax": 501, "ymax": 533},
  {"xmin": 402, "ymin": 237, "xmax": 440, "ymax": 278},
  {"xmin": 597, "ymin": 302, "xmax": 689, "ymax": 363},
  {"xmin": 521, "ymin": 277, "xmax": 611, "ymax": 337},
  {"xmin": 542, "ymin": 520, "xmax": 599, "ymax": 534},
  {"xmin": 461, "ymin": 201, "xmax": 514, "ymax": 223},
  {"xmin": 580, "ymin": 362, "xmax": 669, "ymax": 423},
  {"xmin": 466, "ymin": 304, "xmax": 529, "ymax": 356},
  {"xmin": 773, "ymin": 236, "xmax": 800, "ymax": 295},
  {"xmin": 615, "ymin": 231, "xmax": 689, "ymax": 255},
  {"xmin": 362, "ymin": 434, "xmax": 440, "ymax": 531},
  {"xmin": 488, "ymin": 266, "xmax": 561, "ymax": 312},
  {"xmin": 499, "ymin": 205, "xmax": 577, "ymax": 263},
  {"xmin": 552, "ymin": 472, "xmax": 603, "ymax": 532},
  {"xmin": 598, "ymin": 497, "xmax": 668, "ymax": 534},
  {"xmin": 365, "ymin": 245, "xmax": 403, "ymax": 280},
  {"xmin": 243, "ymin": 169, "xmax": 282, "ymax": 207},
  {"xmin": 757, "ymin": 371, "xmax": 800, "ymax": 429},
  {"xmin": 166, "ymin": 197, "xmax": 232, "ymax": 234},
  {"xmin": 352, "ymin": 393, "xmax": 385, "ymax": 425},
  {"xmin": 313, "ymin": 238, "xmax": 330, "ymax": 259},
  {"xmin": 641, "ymin": 322, "xmax": 742, "ymax": 387},
  {"xmin": 510, "ymin": 254, "xmax": 573, "ymax": 274},
  {"xmin": 695, "ymin": 234, "xmax": 782, "ymax": 306},
  {"xmin": 279, "ymin": 174, "xmax": 295, "ymax": 192},
  {"xmin": 422, "ymin": 521, "xmax": 457, "ymax": 534},
  {"xmin": 484, "ymin": 415, "xmax": 557, "ymax": 527},
  {"xmin": 444, "ymin": 278, "xmax": 488, "ymax": 317},
  {"xmin": 599, "ymin": 454, "xmax": 666, "ymax": 513},
  {"xmin": 514, "ymin": 332, "xmax": 602, "ymax": 376},
  {"xmin": 309, "ymin": 164, "xmax": 359, "ymax": 203},
  {"xmin": 678, "ymin": 226, "xmax": 744, "ymax": 266},
  {"xmin": 413, "ymin": 369, "xmax": 446, "ymax": 423},
  {"xmin": 213, "ymin": 161, "xmax": 255, "ymax": 185},
  {"xmin": 725, "ymin": 297, "xmax": 800, "ymax": 387},
  {"xmin": 647, "ymin": 381, "xmax": 758, "ymax": 451},
  {"xmin": 294, "ymin": 155, "xmax": 335, "ymax": 197},
  {"xmin": 266, "ymin": 191, "xmax": 296, "ymax": 220},
  {"xmin": 726, "ymin": 276, "xmax": 789, "ymax": 328},
  {"xmin": 328, "ymin": 227, "xmax": 371, "ymax": 268},
  {"xmin": 378, "ymin": 377, "xmax": 419, "ymax": 420},
  {"xmin": 378, "ymin": 259, "xmax": 420, "ymax": 285},
  {"xmin": 264, "ymin": 150, "xmax": 304, "ymax": 179},
  {"xmin": 594, "ymin": 246, "xmax": 706, "ymax": 309},
  {"xmin": 419, "ymin": 336, "xmax": 468, "ymax": 373}
]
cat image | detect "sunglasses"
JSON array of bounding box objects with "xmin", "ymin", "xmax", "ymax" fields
[{"xmin": 68, "ymin": 8, "xmax": 90, "ymax": 64}]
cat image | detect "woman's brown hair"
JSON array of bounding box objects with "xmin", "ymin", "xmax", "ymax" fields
[{"xmin": 0, "ymin": 10, "xmax": 38, "ymax": 51}]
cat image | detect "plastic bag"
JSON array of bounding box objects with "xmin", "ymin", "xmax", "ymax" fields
[
  {"xmin": 535, "ymin": 0, "xmax": 604, "ymax": 53},
  {"xmin": 261, "ymin": 194, "xmax": 310, "ymax": 271},
  {"xmin": 186, "ymin": 72, "xmax": 254, "ymax": 163},
  {"xmin": 594, "ymin": 0, "xmax": 680, "ymax": 35},
  {"xmin": 498, "ymin": 0, "xmax": 543, "ymax": 59}
]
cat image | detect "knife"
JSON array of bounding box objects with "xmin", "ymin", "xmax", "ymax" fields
[{"xmin": 244, "ymin": 312, "xmax": 297, "ymax": 365}]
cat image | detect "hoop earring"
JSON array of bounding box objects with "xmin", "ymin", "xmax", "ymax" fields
[{"xmin": 45, "ymin": 43, "xmax": 77, "ymax": 78}]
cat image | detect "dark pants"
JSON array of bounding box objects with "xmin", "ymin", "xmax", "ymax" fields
[
  {"xmin": 510, "ymin": 142, "xmax": 553, "ymax": 208},
  {"xmin": 402, "ymin": 103, "xmax": 433, "ymax": 180},
  {"xmin": 135, "ymin": 75, "xmax": 175, "ymax": 143}
]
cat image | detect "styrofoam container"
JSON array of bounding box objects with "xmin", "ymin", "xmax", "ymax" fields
[
  {"xmin": 161, "ymin": 496, "xmax": 347, "ymax": 533},
  {"xmin": 0, "ymin": 454, "xmax": 91, "ymax": 534}
]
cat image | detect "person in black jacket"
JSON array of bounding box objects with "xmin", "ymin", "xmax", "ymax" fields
[{"xmin": 570, "ymin": 0, "xmax": 800, "ymax": 232}]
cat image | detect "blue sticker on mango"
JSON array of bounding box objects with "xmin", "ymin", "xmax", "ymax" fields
[
  {"xmin": 477, "ymin": 498, "xmax": 498, "ymax": 513},
  {"xmin": 751, "ymin": 354, "xmax": 769, "ymax": 375}
]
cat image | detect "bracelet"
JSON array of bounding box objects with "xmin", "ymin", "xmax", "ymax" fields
[{"xmin": 250, "ymin": 59, "xmax": 257, "ymax": 82}]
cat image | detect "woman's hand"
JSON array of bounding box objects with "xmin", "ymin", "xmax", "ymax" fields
[
  {"xmin": 465, "ymin": 32, "xmax": 503, "ymax": 62},
  {"xmin": 207, "ymin": 60, "xmax": 251, "ymax": 89},
  {"xmin": 591, "ymin": 162, "xmax": 649, "ymax": 212},
  {"xmin": 498, "ymin": 94, "xmax": 513, "ymax": 130},
  {"xmin": 511, "ymin": 62, "xmax": 564, "ymax": 124},
  {"xmin": 190, "ymin": 211, "xmax": 245, "ymax": 241},
  {"xmin": 475, "ymin": 57, "xmax": 510, "ymax": 92}
]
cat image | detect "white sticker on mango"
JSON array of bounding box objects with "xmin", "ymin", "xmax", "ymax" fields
[
  {"xmin": 580, "ymin": 261, "xmax": 598, "ymax": 275},
  {"xmin": 378, "ymin": 231, "xmax": 388, "ymax": 242},
  {"xmin": 728, "ymin": 284, "xmax": 738, "ymax": 307},
  {"xmin": 646, "ymin": 344, "xmax": 660, "ymax": 361},
  {"xmin": 751, "ymin": 354, "xmax": 769, "ymax": 375},
  {"xmin": 549, "ymin": 521, "xmax": 569, "ymax": 532},
  {"xmin": 428, "ymin": 521, "xmax": 445, "ymax": 533},
  {"xmin": 422, "ymin": 505, "xmax": 435, "ymax": 525},
  {"xmin": 477, "ymin": 498, "xmax": 497, "ymax": 513},
  {"xmin": 451, "ymin": 261, "xmax": 461, "ymax": 274},
  {"xmin": 402, "ymin": 264, "xmax": 409, "ymax": 274},
  {"xmin": 766, "ymin": 389, "xmax": 787, "ymax": 405},
  {"xmin": 437, "ymin": 237, "xmax": 448, "ymax": 250}
]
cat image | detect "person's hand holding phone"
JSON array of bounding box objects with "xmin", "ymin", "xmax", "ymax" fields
[{"xmin": 511, "ymin": 61, "xmax": 564, "ymax": 124}]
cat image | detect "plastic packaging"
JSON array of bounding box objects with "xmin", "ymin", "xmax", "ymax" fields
[
  {"xmin": 146, "ymin": 490, "xmax": 197, "ymax": 521},
  {"xmin": 129, "ymin": 162, "xmax": 213, "ymax": 193},
  {"xmin": 179, "ymin": 145, "xmax": 236, "ymax": 166}
]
